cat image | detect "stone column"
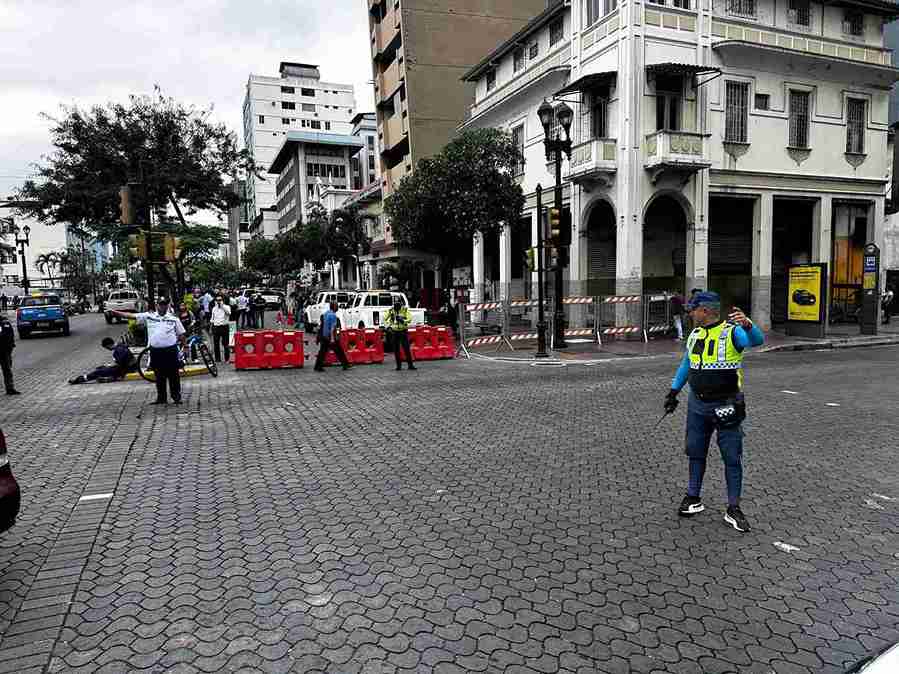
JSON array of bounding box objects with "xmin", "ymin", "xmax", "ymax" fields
[
  {"xmin": 752, "ymin": 193, "xmax": 773, "ymax": 331},
  {"xmin": 472, "ymin": 232, "xmax": 484, "ymax": 321},
  {"xmin": 813, "ymin": 195, "xmax": 833, "ymax": 266}
]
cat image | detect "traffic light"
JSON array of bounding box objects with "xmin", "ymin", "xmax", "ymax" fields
[
  {"xmin": 559, "ymin": 208, "xmax": 572, "ymax": 247},
  {"xmin": 526, "ymin": 247, "xmax": 536, "ymax": 272},
  {"xmin": 163, "ymin": 235, "xmax": 182, "ymax": 262},
  {"xmin": 549, "ymin": 208, "xmax": 561, "ymax": 245},
  {"xmin": 119, "ymin": 186, "xmax": 134, "ymax": 225},
  {"xmin": 128, "ymin": 234, "xmax": 146, "ymax": 260}
]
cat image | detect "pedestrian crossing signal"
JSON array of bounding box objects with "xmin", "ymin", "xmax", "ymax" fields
[{"xmin": 128, "ymin": 234, "xmax": 146, "ymax": 260}]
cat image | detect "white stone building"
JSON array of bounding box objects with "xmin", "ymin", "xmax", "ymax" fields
[
  {"xmin": 242, "ymin": 62, "xmax": 357, "ymax": 239},
  {"xmin": 460, "ymin": 0, "xmax": 899, "ymax": 330}
]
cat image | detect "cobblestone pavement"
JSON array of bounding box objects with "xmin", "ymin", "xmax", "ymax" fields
[{"xmin": 0, "ymin": 316, "xmax": 897, "ymax": 673}]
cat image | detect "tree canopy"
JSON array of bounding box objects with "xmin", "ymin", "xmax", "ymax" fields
[
  {"xmin": 384, "ymin": 128, "xmax": 525, "ymax": 265},
  {"xmin": 14, "ymin": 88, "xmax": 256, "ymax": 244}
]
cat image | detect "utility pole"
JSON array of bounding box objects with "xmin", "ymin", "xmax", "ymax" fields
[{"xmin": 552, "ymin": 147, "xmax": 566, "ymax": 348}]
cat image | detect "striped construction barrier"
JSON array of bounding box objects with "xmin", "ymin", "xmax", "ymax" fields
[
  {"xmin": 564, "ymin": 328, "xmax": 596, "ymax": 338},
  {"xmin": 562, "ymin": 297, "xmax": 594, "ymax": 305},
  {"xmin": 602, "ymin": 326, "xmax": 642, "ymax": 335},
  {"xmin": 466, "ymin": 302, "xmax": 503, "ymax": 311},
  {"xmin": 509, "ymin": 333, "xmax": 539, "ymax": 341},
  {"xmin": 465, "ymin": 335, "xmax": 504, "ymax": 347},
  {"xmin": 602, "ymin": 295, "xmax": 642, "ymax": 304},
  {"xmin": 646, "ymin": 324, "xmax": 671, "ymax": 334}
]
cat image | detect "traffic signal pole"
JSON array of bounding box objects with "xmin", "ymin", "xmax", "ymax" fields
[{"xmin": 535, "ymin": 186, "xmax": 548, "ymax": 358}]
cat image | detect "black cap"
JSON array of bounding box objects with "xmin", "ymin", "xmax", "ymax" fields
[{"xmin": 157, "ymin": 297, "xmax": 170, "ymax": 305}]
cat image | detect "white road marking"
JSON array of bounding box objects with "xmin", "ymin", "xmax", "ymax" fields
[
  {"xmin": 79, "ymin": 493, "xmax": 113, "ymax": 502},
  {"xmin": 773, "ymin": 541, "xmax": 800, "ymax": 553},
  {"xmin": 780, "ymin": 390, "xmax": 799, "ymax": 395},
  {"xmin": 863, "ymin": 499, "xmax": 885, "ymax": 511},
  {"xmin": 825, "ymin": 403, "xmax": 841, "ymax": 407},
  {"xmin": 872, "ymin": 493, "xmax": 896, "ymax": 501}
]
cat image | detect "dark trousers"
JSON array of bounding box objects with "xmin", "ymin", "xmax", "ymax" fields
[
  {"xmin": 0, "ymin": 351, "xmax": 13, "ymax": 392},
  {"xmin": 151, "ymin": 345, "xmax": 181, "ymax": 403},
  {"xmin": 212, "ymin": 325, "xmax": 230, "ymax": 362},
  {"xmin": 86, "ymin": 365, "xmax": 125, "ymax": 381},
  {"xmin": 314, "ymin": 337, "xmax": 349, "ymax": 370},
  {"xmin": 393, "ymin": 331, "xmax": 414, "ymax": 367},
  {"xmin": 685, "ymin": 392, "xmax": 743, "ymax": 506}
]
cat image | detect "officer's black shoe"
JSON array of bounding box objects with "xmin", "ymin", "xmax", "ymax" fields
[
  {"xmin": 150, "ymin": 400, "xmax": 166, "ymax": 405},
  {"xmin": 408, "ymin": 365, "xmax": 417, "ymax": 371},
  {"xmin": 172, "ymin": 399, "xmax": 182, "ymax": 405},
  {"xmin": 69, "ymin": 375, "xmax": 87, "ymax": 385},
  {"xmin": 724, "ymin": 506, "xmax": 751, "ymax": 533},
  {"xmin": 6, "ymin": 390, "xmax": 20, "ymax": 396},
  {"xmin": 395, "ymin": 365, "xmax": 402, "ymax": 371},
  {"xmin": 678, "ymin": 495, "xmax": 704, "ymax": 517}
]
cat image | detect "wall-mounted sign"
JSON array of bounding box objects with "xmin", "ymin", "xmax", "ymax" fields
[{"xmin": 787, "ymin": 264, "xmax": 826, "ymax": 323}]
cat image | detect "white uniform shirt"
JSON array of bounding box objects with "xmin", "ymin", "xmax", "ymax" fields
[
  {"xmin": 237, "ymin": 295, "xmax": 248, "ymax": 311},
  {"xmin": 135, "ymin": 311, "xmax": 186, "ymax": 348},
  {"xmin": 210, "ymin": 303, "xmax": 231, "ymax": 326}
]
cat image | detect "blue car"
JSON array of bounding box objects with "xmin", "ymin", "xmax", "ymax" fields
[{"xmin": 16, "ymin": 293, "xmax": 70, "ymax": 338}]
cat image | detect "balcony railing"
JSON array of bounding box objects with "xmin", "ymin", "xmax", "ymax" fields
[
  {"xmin": 378, "ymin": 58, "xmax": 403, "ymax": 100},
  {"xmin": 371, "ymin": 4, "xmax": 398, "ymax": 56},
  {"xmin": 644, "ymin": 130, "xmax": 710, "ymax": 181},
  {"xmin": 383, "ymin": 112, "xmax": 407, "ymax": 151},
  {"xmin": 566, "ymin": 138, "xmax": 618, "ymax": 185}
]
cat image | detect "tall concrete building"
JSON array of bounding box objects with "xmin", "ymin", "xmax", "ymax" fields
[
  {"xmin": 227, "ymin": 179, "xmax": 251, "ymax": 266},
  {"xmin": 461, "ymin": 0, "xmax": 898, "ymax": 330},
  {"xmin": 350, "ymin": 113, "xmax": 380, "ymax": 191},
  {"xmin": 242, "ymin": 62, "xmax": 357, "ymax": 238}
]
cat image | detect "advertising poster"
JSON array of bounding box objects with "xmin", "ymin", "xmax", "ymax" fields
[{"xmin": 787, "ymin": 265, "xmax": 823, "ymax": 322}]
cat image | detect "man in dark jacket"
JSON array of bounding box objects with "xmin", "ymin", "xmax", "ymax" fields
[
  {"xmin": 69, "ymin": 338, "xmax": 138, "ymax": 384},
  {"xmin": 0, "ymin": 314, "xmax": 20, "ymax": 395}
]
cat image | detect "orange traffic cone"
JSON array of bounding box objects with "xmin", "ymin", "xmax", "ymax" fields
[{"xmin": 276, "ymin": 311, "xmax": 283, "ymax": 326}]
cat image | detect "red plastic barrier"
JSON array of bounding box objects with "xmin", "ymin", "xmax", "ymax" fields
[
  {"xmin": 433, "ymin": 326, "xmax": 455, "ymax": 359},
  {"xmin": 258, "ymin": 331, "xmax": 284, "ymax": 368},
  {"xmin": 362, "ymin": 328, "xmax": 384, "ymax": 364},
  {"xmin": 234, "ymin": 331, "xmax": 261, "ymax": 370},
  {"xmin": 408, "ymin": 326, "xmax": 437, "ymax": 361},
  {"xmin": 342, "ymin": 329, "xmax": 367, "ymax": 365},
  {"xmin": 281, "ymin": 330, "xmax": 304, "ymax": 368}
]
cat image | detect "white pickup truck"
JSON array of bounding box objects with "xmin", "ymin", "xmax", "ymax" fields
[
  {"xmin": 339, "ymin": 291, "xmax": 426, "ymax": 331},
  {"xmin": 304, "ymin": 290, "xmax": 356, "ymax": 331}
]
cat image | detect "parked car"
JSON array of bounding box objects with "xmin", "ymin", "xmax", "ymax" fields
[
  {"xmin": 0, "ymin": 428, "xmax": 21, "ymax": 533},
  {"xmin": 104, "ymin": 290, "xmax": 146, "ymax": 324},
  {"xmin": 845, "ymin": 641, "xmax": 899, "ymax": 672},
  {"xmin": 304, "ymin": 291, "xmax": 357, "ymax": 331},
  {"xmin": 241, "ymin": 288, "xmax": 285, "ymax": 310},
  {"xmin": 340, "ymin": 291, "xmax": 426, "ymax": 331},
  {"xmin": 792, "ymin": 289, "xmax": 817, "ymax": 306},
  {"xmin": 17, "ymin": 293, "xmax": 70, "ymax": 338}
]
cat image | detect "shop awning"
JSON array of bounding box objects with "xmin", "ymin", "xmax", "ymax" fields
[
  {"xmin": 554, "ymin": 71, "xmax": 617, "ymax": 97},
  {"xmin": 645, "ymin": 62, "xmax": 721, "ymax": 79}
]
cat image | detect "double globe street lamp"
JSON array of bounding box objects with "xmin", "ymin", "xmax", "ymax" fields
[
  {"xmin": 13, "ymin": 223, "xmax": 31, "ymax": 294},
  {"xmin": 537, "ymin": 99, "xmax": 574, "ymax": 349}
]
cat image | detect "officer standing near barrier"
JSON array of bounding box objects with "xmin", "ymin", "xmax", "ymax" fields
[
  {"xmin": 385, "ymin": 298, "xmax": 416, "ymax": 371},
  {"xmin": 0, "ymin": 312, "xmax": 19, "ymax": 395},
  {"xmin": 664, "ymin": 291, "xmax": 764, "ymax": 533}
]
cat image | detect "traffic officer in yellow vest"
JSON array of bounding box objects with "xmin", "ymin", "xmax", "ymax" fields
[
  {"xmin": 385, "ymin": 298, "xmax": 417, "ymax": 371},
  {"xmin": 664, "ymin": 291, "xmax": 764, "ymax": 532}
]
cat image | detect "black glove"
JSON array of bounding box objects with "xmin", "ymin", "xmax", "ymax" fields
[{"xmin": 664, "ymin": 390, "xmax": 679, "ymax": 414}]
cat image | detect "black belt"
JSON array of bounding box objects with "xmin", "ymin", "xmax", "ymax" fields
[{"xmin": 693, "ymin": 391, "xmax": 735, "ymax": 402}]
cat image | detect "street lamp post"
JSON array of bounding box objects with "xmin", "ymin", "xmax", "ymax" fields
[
  {"xmin": 537, "ymin": 99, "xmax": 574, "ymax": 349},
  {"xmin": 534, "ymin": 186, "xmax": 548, "ymax": 358},
  {"xmin": 13, "ymin": 223, "xmax": 31, "ymax": 294}
]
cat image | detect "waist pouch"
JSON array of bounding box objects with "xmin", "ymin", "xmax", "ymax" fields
[{"xmin": 713, "ymin": 397, "xmax": 746, "ymax": 428}]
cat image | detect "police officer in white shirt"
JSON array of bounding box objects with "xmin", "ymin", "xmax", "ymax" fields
[{"xmin": 114, "ymin": 297, "xmax": 187, "ymax": 405}]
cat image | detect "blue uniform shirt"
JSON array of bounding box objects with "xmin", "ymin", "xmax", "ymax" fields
[
  {"xmin": 321, "ymin": 310, "xmax": 339, "ymax": 340},
  {"xmin": 672, "ymin": 322, "xmax": 764, "ymax": 391}
]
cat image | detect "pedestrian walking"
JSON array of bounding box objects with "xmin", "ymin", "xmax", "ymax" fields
[
  {"xmin": 0, "ymin": 313, "xmax": 20, "ymax": 395},
  {"xmin": 252, "ymin": 292, "xmax": 266, "ymax": 328},
  {"xmin": 115, "ymin": 297, "xmax": 186, "ymax": 405},
  {"xmin": 664, "ymin": 292, "xmax": 764, "ymax": 532},
  {"xmin": 671, "ymin": 293, "xmax": 685, "ymax": 340},
  {"xmin": 313, "ymin": 301, "xmax": 350, "ymax": 371},
  {"xmin": 237, "ymin": 291, "xmax": 250, "ymax": 328},
  {"xmin": 385, "ymin": 298, "xmax": 417, "ymax": 371},
  {"xmin": 0, "ymin": 294, "xmax": 7, "ymax": 313},
  {"xmin": 210, "ymin": 295, "xmax": 231, "ymax": 363},
  {"xmin": 200, "ymin": 290, "xmax": 213, "ymax": 328}
]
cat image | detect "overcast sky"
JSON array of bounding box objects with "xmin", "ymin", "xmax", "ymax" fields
[{"xmin": 0, "ymin": 0, "xmax": 376, "ymax": 203}]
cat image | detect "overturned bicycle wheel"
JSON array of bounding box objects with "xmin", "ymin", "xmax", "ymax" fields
[
  {"xmin": 199, "ymin": 343, "xmax": 218, "ymax": 378},
  {"xmin": 137, "ymin": 347, "xmax": 154, "ymax": 382}
]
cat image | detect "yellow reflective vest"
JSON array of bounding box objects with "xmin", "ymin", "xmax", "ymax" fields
[
  {"xmin": 386, "ymin": 306, "xmax": 412, "ymax": 331},
  {"xmin": 686, "ymin": 321, "xmax": 745, "ymax": 396}
]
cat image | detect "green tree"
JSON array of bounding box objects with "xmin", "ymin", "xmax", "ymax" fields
[
  {"xmin": 384, "ymin": 128, "xmax": 525, "ymax": 281},
  {"xmin": 15, "ymin": 89, "xmax": 256, "ymax": 243},
  {"xmin": 242, "ymin": 237, "xmax": 281, "ymax": 278}
]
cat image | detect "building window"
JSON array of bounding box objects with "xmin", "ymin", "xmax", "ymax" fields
[
  {"xmin": 580, "ymin": 89, "xmax": 608, "ymax": 140},
  {"xmin": 282, "ymin": 118, "xmax": 290, "ymax": 125},
  {"xmin": 528, "ymin": 42, "xmax": 539, "ymax": 60},
  {"xmin": 549, "ymin": 18, "xmax": 564, "ymax": 46},
  {"xmin": 513, "ymin": 47, "xmax": 525, "ymax": 73},
  {"xmin": 788, "ymin": 0, "xmax": 810, "ymax": 26},
  {"xmin": 843, "ymin": 10, "xmax": 863, "ymax": 36},
  {"xmin": 672, "ymin": 0, "xmax": 690, "ymax": 8},
  {"xmin": 789, "ymin": 90, "xmax": 810, "ymax": 148},
  {"xmin": 367, "ymin": 136, "xmax": 375, "ymax": 150},
  {"xmin": 725, "ymin": 82, "xmax": 749, "ymax": 143},
  {"xmin": 301, "ymin": 88, "xmax": 315, "ymax": 97},
  {"xmin": 281, "ymin": 101, "xmax": 295, "ymax": 110},
  {"xmin": 846, "ymin": 98, "xmax": 866, "ymax": 153},
  {"xmin": 727, "ymin": 0, "xmax": 756, "ymax": 17},
  {"xmin": 511, "ymin": 124, "xmax": 525, "ymax": 176},
  {"xmin": 486, "ymin": 69, "xmax": 496, "ymax": 92},
  {"xmin": 369, "ymin": 155, "xmax": 376, "ymax": 170},
  {"xmin": 258, "ymin": 115, "xmax": 265, "ymax": 124},
  {"xmin": 585, "ymin": 0, "xmax": 617, "ymax": 25},
  {"xmin": 755, "ymin": 93, "xmax": 770, "ymax": 110},
  {"xmin": 325, "ymin": 121, "xmax": 331, "ymax": 130},
  {"xmin": 302, "ymin": 103, "xmax": 316, "ymax": 112},
  {"xmin": 310, "ymin": 120, "xmax": 322, "ymax": 130},
  {"xmin": 655, "ymin": 75, "xmax": 682, "ymax": 131},
  {"xmin": 281, "ymin": 86, "xmax": 295, "ymax": 94}
]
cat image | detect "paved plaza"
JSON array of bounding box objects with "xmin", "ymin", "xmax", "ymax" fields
[{"xmin": 0, "ymin": 314, "xmax": 896, "ymax": 673}]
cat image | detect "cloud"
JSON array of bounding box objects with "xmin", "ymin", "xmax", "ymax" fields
[{"xmin": 0, "ymin": 0, "xmax": 376, "ymax": 198}]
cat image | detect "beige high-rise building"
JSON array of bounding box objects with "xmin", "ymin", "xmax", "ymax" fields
[{"xmin": 368, "ymin": 0, "xmax": 551, "ymax": 195}]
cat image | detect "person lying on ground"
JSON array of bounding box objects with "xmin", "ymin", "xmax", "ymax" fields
[{"xmin": 68, "ymin": 337, "xmax": 138, "ymax": 384}]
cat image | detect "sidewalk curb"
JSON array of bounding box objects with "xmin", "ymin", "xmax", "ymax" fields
[{"xmin": 760, "ymin": 335, "xmax": 899, "ymax": 353}]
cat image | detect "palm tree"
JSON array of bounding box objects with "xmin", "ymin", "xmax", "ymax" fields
[{"xmin": 35, "ymin": 252, "xmax": 59, "ymax": 280}]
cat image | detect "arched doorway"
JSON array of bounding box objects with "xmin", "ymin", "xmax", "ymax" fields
[
  {"xmin": 586, "ymin": 200, "xmax": 616, "ymax": 296},
  {"xmin": 643, "ymin": 194, "xmax": 687, "ymax": 294}
]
